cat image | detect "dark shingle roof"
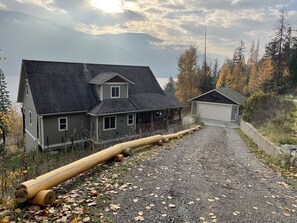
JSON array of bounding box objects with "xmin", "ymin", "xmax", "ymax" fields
[
  {"xmin": 216, "ymin": 87, "xmax": 246, "ymax": 105},
  {"xmin": 130, "ymin": 93, "xmax": 182, "ymax": 110},
  {"xmin": 21, "ymin": 60, "xmax": 183, "ymax": 115},
  {"xmin": 189, "ymin": 87, "xmax": 245, "ymax": 106},
  {"xmin": 89, "ymin": 99, "xmax": 138, "ymax": 115},
  {"xmin": 88, "ymin": 72, "xmax": 134, "ymax": 85}
]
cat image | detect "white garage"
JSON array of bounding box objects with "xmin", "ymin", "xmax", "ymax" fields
[{"xmin": 190, "ymin": 87, "xmax": 245, "ymax": 124}]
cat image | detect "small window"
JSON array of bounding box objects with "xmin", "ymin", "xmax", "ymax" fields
[
  {"xmin": 29, "ymin": 111, "xmax": 32, "ymax": 125},
  {"xmin": 104, "ymin": 116, "xmax": 116, "ymax": 130},
  {"xmin": 127, "ymin": 114, "xmax": 134, "ymax": 125},
  {"xmin": 111, "ymin": 86, "xmax": 120, "ymax": 98},
  {"xmin": 58, "ymin": 117, "xmax": 68, "ymax": 131},
  {"xmin": 155, "ymin": 111, "xmax": 163, "ymax": 117}
]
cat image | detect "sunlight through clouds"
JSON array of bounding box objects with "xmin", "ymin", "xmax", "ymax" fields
[{"xmin": 90, "ymin": 0, "xmax": 124, "ymax": 13}]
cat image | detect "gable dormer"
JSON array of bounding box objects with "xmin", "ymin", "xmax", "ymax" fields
[{"xmin": 88, "ymin": 72, "xmax": 134, "ymax": 100}]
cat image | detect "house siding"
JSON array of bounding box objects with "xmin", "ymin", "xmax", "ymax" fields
[
  {"xmin": 98, "ymin": 113, "xmax": 136, "ymax": 141},
  {"xmin": 23, "ymin": 77, "xmax": 38, "ymax": 151},
  {"xmin": 42, "ymin": 113, "xmax": 90, "ymax": 148},
  {"xmin": 102, "ymin": 83, "xmax": 128, "ymax": 100}
]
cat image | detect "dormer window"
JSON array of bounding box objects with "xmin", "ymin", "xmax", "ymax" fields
[{"xmin": 111, "ymin": 86, "xmax": 120, "ymax": 98}]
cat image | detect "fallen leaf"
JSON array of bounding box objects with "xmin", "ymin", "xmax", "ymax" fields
[
  {"xmin": 138, "ymin": 211, "xmax": 143, "ymax": 216},
  {"xmin": 188, "ymin": 201, "xmax": 194, "ymax": 205},
  {"xmin": 162, "ymin": 214, "xmax": 167, "ymax": 217},
  {"xmin": 208, "ymin": 199, "xmax": 215, "ymax": 202},
  {"xmin": 134, "ymin": 216, "xmax": 144, "ymax": 221},
  {"xmin": 110, "ymin": 204, "xmax": 120, "ymax": 211},
  {"xmin": 283, "ymin": 212, "xmax": 291, "ymax": 217},
  {"xmin": 133, "ymin": 198, "xmax": 138, "ymax": 203},
  {"xmin": 168, "ymin": 204, "xmax": 176, "ymax": 208},
  {"xmin": 199, "ymin": 217, "xmax": 205, "ymax": 220},
  {"xmin": 145, "ymin": 206, "xmax": 151, "ymax": 210},
  {"xmin": 253, "ymin": 207, "xmax": 258, "ymax": 210},
  {"xmin": 82, "ymin": 217, "xmax": 90, "ymax": 222}
]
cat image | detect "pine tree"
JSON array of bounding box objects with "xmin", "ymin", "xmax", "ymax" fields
[
  {"xmin": 175, "ymin": 45, "xmax": 200, "ymax": 103},
  {"xmin": 0, "ymin": 68, "xmax": 11, "ymax": 145},
  {"xmin": 164, "ymin": 76, "xmax": 176, "ymax": 94},
  {"xmin": 198, "ymin": 63, "xmax": 215, "ymax": 93},
  {"xmin": 265, "ymin": 9, "xmax": 291, "ymax": 94}
]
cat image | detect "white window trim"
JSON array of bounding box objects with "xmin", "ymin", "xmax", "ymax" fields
[
  {"xmin": 26, "ymin": 82, "xmax": 29, "ymax": 96},
  {"xmin": 127, "ymin": 114, "xmax": 134, "ymax": 126},
  {"xmin": 58, "ymin": 117, "xmax": 68, "ymax": 131},
  {"xmin": 111, "ymin": 86, "xmax": 120, "ymax": 98},
  {"xmin": 29, "ymin": 111, "xmax": 32, "ymax": 125},
  {"xmin": 103, "ymin": 116, "xmax": 117, "ymax": 131}
]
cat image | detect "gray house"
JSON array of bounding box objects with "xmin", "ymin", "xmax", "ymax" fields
[
  {"xmin": 189, "ymin": 87, "xmax": 245, "ymax": 124},
  {"xmin": 17, "ymin": 60, "xmax": 183, "ymax": 150}
]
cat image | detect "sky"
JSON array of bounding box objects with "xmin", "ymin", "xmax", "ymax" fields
[{"xmin": 0, "ymin": 0, "xmax": 297, "ymax": 101}]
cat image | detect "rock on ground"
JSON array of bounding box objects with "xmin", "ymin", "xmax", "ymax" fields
[{"xmin": 108, "ymin": 126, "xmax": 297, "ymax": 223}]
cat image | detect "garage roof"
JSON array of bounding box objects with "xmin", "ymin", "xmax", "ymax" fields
[{"xmin": 189, "ymin": 87, "xmax": 246, "ymax": 106}]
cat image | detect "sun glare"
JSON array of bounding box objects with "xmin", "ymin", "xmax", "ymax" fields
[{"xmin": 90, "ymin": 0, "xmax": 123, "ymax": 13}]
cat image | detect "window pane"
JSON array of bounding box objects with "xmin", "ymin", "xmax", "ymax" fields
[
  {"xmin": 112, "ymin": 87, "xmax": 119, "ymax": 97},
  {"xmin": 104, "ymin": 117, "xmax": 110, "ymax": 129},
  {"xmin": 111, "ymin": 117, "xmax": 115, "ymax": 128}
]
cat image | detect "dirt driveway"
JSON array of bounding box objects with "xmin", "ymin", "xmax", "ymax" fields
[{"xmin": 108, "ymin": 126, "xmax": 297, "ymax": 223}]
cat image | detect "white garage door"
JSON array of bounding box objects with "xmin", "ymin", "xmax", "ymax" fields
[{"xmin": 197, "ymin": 102, "xmax": 232, "ymax": 122}]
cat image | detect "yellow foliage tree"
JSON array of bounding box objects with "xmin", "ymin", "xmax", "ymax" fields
[
  {"xmin": 216, "ymin": 61, "xmax": 231, "ymax": 88},
  {"xmin": 175, "ymin": 45, "xmax": 200, "ymax": 103}
]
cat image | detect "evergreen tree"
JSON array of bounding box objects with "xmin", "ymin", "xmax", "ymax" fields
[
  {"xmin": 289, "ymin": 41, "xmax": 297, "ymax": 87},
  {"xmin": 265, "ymin": 9, "xmax": 291, "ymax": 94},
  {"xmin": 199, "ymin": 62, "xmax": 215, "ymax": 93},
  {"xmin": 0, "ymin": 68, "xmax": 11, "ymax": 145},
  {"xmin": 175, "ymin": 45, "xmax": 200, "ymax": 103},
  {"xmin": 164, "ymin": 76, "xmax": 176, "ymax": 94}
]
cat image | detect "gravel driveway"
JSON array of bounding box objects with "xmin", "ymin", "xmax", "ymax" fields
[{"xmin": 108, "ymin": 126, "xmax": 297, "ymax": 223}]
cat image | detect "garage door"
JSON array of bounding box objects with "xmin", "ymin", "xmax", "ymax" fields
[{"xmin": 197, "ymin": 102, "xmax": 232, "ymax": 122}]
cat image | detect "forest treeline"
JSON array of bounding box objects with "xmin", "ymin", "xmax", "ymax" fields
[{"xmin": 165, "ymin": 9, "xmax": 297, "ymax": 103}]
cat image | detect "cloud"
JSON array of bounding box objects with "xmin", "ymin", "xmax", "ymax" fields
[{"xmin": 1, "ymin": 0, "xmax": 296, "ymax": 58}]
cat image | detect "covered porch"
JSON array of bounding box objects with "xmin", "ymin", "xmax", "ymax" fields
[{"xmin": 136, "ymin": 108, "xmax": 182, "ymax": 134}]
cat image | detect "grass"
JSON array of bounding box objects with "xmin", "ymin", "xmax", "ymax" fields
[{"xmin": 236, "ymin": 129, "xmax": 297, "ymax": 188}]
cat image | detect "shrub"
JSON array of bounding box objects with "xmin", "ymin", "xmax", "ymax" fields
[
  {"xmin": 243, "ymin": 91, "xmax": 296, "ymax": 145},
  {"xmin": 243, "ymin": 91, "xmax": 295, "ymax": 128}
]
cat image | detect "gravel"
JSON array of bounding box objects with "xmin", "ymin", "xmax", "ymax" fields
[{"xmin": 108, "ymin": 126, "xmax": 297, "ymax": 223}]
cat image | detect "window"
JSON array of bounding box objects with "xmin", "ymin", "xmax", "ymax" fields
[
  {"xmin": 127, "ymin": 114, "xmax": 134, "ymax": 125},
  {"xmin": 104, "ymin": 116, "xmax": 116, "ymax": 130},
  {"xmin": 58, "ymin": 117, "xmax": 68, "ymax": 131},
  {"xmin": 29, "ymin": 111, "xmax": 32, "ymax": 125},
  {"xmin": 111, "ymin": 86, "xmax": 120, "ymax": 98}
]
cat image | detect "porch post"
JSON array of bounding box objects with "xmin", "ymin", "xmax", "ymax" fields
[
  {"xmin": 178, "ymin": 108, "xmax": 182, "ymax": 123},
  {"xmin": 150, "ymin": 112, "xmax": 154, "ymax": 132},
  {"xmin": 165, "ymin": 109, "xmax": 169, "ymax": 130},
  {"xmin": 96, "ymin": 116, "xmax": 99, "ymax": 142}
]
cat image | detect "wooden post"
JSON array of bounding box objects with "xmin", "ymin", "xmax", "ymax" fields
[{"xmin": 150, "ymin": 112, "xmax": 154, "ymax": 132}]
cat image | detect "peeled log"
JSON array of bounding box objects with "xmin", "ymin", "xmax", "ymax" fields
[
  {"xmin": 114, "ymin": 154, "xmax": 124, "ymax": 162},
  {"xmin": 122, "ymin": 148, "xmax": 131, "ymax": 156},
  {"xmin": 28, "ymin": 190, "xmax": 56, "ymax": 206},
  {"xmin": 15, "ymin": 135, "xmax": 163, "ymax": 203}
]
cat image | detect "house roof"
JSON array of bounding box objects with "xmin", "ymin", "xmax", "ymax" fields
[
  {"xmin": 88, "ymin": 72, "xmax": 134, "ymax": 85},
  {"xmin": 18, "ymin": 60, "xmax": 183, "ymax": 115},
  {"xmin": 89, "ymin": 98, "xmax": 138, "ymax": 116},
  {"xmin": 189, "ymin": 87, "xmax": 245, "ymax": 106}
]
